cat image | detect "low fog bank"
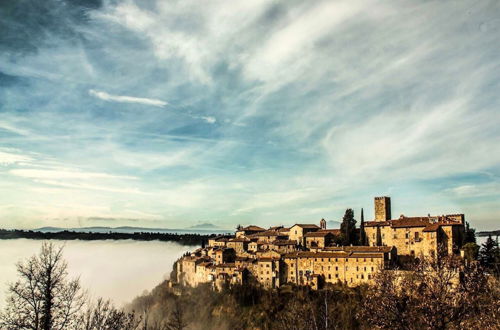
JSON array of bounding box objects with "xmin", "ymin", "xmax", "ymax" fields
[{"xmin": 0, "ymin": 239, "xmax": 196, "ymax": 308}]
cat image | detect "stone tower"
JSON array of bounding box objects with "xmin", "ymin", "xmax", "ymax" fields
[
  {"xmin": 320, "ymin": 218, "xmax": 326, "ymax": 230},
  {"xmin": 374, "ymin": 196, "xmax": 391, "ymax": 221}
]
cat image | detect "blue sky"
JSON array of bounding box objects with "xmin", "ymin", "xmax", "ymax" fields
[{"xmin": 1, "ymin": 0, "xmax": 499, "ymax": 230}]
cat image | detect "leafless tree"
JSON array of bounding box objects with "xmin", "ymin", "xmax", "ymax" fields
[
  {"xmin": 361, "ymin": 255, "xmax": 499, "ymax": 330},
  {"xmin": 0, "ymin": 242, "xmax": 85, "ymax": 330},
  {"xmin": 78, "ymin": 298, "xmax": 140, "ymax": 330},
  {"xmin": 166, "ymin": 299, "xmax": 187, "ymax": 330}
]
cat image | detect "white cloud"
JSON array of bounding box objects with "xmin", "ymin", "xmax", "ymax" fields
[
  {"xmin": 89, "ymin": 89, "xmax": 167, "ymax": 107},
  {"xmin": 9, "ymin": 168, "xmax": 136, "ymax": 180},
  {"xmin": 200, "ymin": 116, "xmax": 216, "ymax": 124},
  {"xmin": 0, "ymin": 149, "xmax": 33, "ymax": 165}
]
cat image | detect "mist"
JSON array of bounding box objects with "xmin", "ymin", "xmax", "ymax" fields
[{"xmin": 0, "ymin": 239, "xmax": 196, "ymax": 308}]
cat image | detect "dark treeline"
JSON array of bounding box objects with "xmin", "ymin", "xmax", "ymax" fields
[
  {"xmin": 0, "ymin": 229, "xmax": 214, "ymax": 246},
  {"xmin": 478, "ymin": 230, "xmax": 500, "ymax": 237}
]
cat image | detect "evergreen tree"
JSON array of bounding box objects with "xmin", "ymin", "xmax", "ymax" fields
[
  {"xmin": 340, "ymin": 209, "xmax": 357, "ymax": 246},
  {"xmin": 479, "ymin": 235, "xmax": 500, "ymax": 276},
  {"xmin": 359, "ymin": 208, "xmax": 367, "ymax": 246},
  {"xmin": 463, "ymin": 221, "xmax": 476, "ymax": 244}
]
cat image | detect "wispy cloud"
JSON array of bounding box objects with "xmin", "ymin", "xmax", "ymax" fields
[
  {"xmin": 1, "ymin": 0, "xmax": 499, "ymax": 230},
  {"xmin": 89, "ymin": 89, "xmax": 167, "ymax": 107}
]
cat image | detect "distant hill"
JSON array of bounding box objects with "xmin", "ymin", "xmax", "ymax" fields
[
  {"xmin": 189, "ymin": 223, "xmax": 219, "ymax": 229},
  {"xmin": 327, "ymin": 220, "xmax": 341, "ymax": 228}
]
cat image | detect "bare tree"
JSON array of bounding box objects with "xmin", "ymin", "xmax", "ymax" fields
[
  {"xmin": 166, "ymin": 299, "xmax": 187, "ymax": 330},
  {"xmin": 361, "ymin": 255, "xmax": 498, "ymax": 330},
  {"xmin": 0, "ymin": 242, "xmax": 85, "ymax": 330},
  {"xmin": 78, "ymin": 298, "xmax": 140, "ymax": 330}
]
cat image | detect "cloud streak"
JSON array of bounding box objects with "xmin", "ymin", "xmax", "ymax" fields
[{"xmin": 89, "ymin": 89, "xmax": 167, "ymax": 107}]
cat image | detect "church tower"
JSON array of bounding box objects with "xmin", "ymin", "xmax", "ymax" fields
[
  {"xmin": 374, "ymin": 196, "xmax": 391, "ymax": 221},
  {"xmin": 320, "ymin": 218, "xmax": 326, "ymax": 230}
]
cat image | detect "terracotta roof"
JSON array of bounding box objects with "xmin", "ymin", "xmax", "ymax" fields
[
  {"xmin": 240, "ymin": 225, "xmax": 265, "ymax": 232},
  {"xmin": 258, "ymin": 257, "xmax": 279, "ymax": 262},
  {"xmin": 228, "ymin": 237, "xmax": 250, "ymax": 242},
  {"xmin": 318, "ymin": 229, "xmax": 341, "ymax": 235},
  {"xmin": 365, "ymin": 214, "xmax": 464, "ymax": 228},
  {"xmin": 253, "ymin": 230, "xmax": 281, "ymax": 236},
  {"xmin": 271, "ymin": 239, "xmax": 297, "ymax": 246},
  {"xmin": 423, "ymin": 221, "xmax": 462, "ymax": 232},
  {"xmin": 304, "ymin": 231, "xmax": 333, "ymax": 238},
  {"xmin": 278, "ymin": 227, "xmax": 290, "ymax": 232},
  {"xmin": 390, "ymin": 217, "xmax": 431, "ymax": 228},
  {"xmin": 292, "ymin": 224, "xmax": 320, "ymax": 229}
]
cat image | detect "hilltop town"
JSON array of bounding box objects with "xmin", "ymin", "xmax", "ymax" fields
[{"xmin": 175, "ymin": 196, "xmax": 466, "ymax": 290}]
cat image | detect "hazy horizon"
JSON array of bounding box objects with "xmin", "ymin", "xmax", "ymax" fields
[
  {"xmin": 1, "ymin": 1, "xmax": 499, "ymax": 231},
  {"xmin": 0, "ymin": 239, "xmax": 194, "ymax": 309}
]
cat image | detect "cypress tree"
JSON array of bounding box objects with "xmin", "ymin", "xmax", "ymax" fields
[
  {"xmin": 340, "ymin": 209, "xmax": 357, "ymax": 246},
  {"xmin": 360, "ymin": 208, "xmax": 367, "ymax": 246}
]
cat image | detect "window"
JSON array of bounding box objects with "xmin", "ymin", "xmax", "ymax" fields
[
  {"xmin": 415, "ymin": 232, "xmax": 419, "ymax": 239},
  {"xmin": 335, "ymin": 258, "xmax": 338, "ymax": 262},
  {"xmin": 361, "ymin": 274, "xmax": 364, "ymax": 279},
  {"xmin": 368, "ymin": 275, "xmax": 371, "ymax": 280},
  {"xmin": 356, "ymin": 266, "xmax": 359, "ymax": 271},
  {"xmin": 382, "ymin": 233, "xmax": 385, "ymax": 239},
  {"xmin": 405, "ymin": 232, "xmax": 410, "ymax": 239},
  {"xmin": 328, "ymin": 274, "xmax": 331, "ymax": 279},
  {"xmin": 335, "ymin": 266, "xmax": 338, "ymax": 271},
  {"xmin": 372, "ymin": 233, "xmax": 375, "ymax": 239},
  {"xmin": 371, "ymin": 267, "xmax": 374, "ymax": 271},
  {"xmin": 364, "ymin": 267, "xmax": 366, "ymax": 271},
  {"xmin": 335, "ymin": 274, "xmax": 339, "ymax": 278}
]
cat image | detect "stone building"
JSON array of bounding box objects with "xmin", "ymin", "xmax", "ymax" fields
[
  {"xmin": 304, "ymin": 231, "xmax": 335, "ymax": 249},
  {"xmin": 289, "ymin": 224, "xmax": 320, "ymax": 246},
  {"xmin": 282, "ymin": 250, "xmax": 389, "ymax": 288},
  {"xmin": 364, "ymin": 197, "xmax": 465, "ymax": 258},
  {"xmin": 176, "ymin": 198, "xmax": 467, "ymax": 291}
]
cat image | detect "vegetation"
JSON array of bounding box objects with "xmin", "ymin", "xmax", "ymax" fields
[
  {"xmin": 0, "ymin": 243, "xmax": 139, "ymax": 330},
  {"xmin": 479, "ymin": 235, "xmax": 500, "ymax": 277},
  {"xmin": 2, "ymin": 240, "xmax": 499, "ymax": 329},
  {"xmin": 463, "ymin": 221, "xmax": 477, "ymax": 244},
  {"xmin": 0, "ymin": 229, "xmax": 213, "ymax": 246},
  {"xmin": 128, "ymin": 255, "xmax": 500, "ymax": 330},
  {"xmin": 338, "ymin": 208, "xmax": 358, "ymax": 246}
]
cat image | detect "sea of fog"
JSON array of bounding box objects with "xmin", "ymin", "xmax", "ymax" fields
[{"xmin": 0, "ymin": 239, "xmax": 197, "ymax": 309}]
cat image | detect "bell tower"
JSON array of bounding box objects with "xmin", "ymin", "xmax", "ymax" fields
[
  {"xmin": 374, "ymin": 196, "xmax": 391, "ymax": 221},
  {"xmin": 320, "ymin": 218, "xmax": 326, "ymax": 230}
]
